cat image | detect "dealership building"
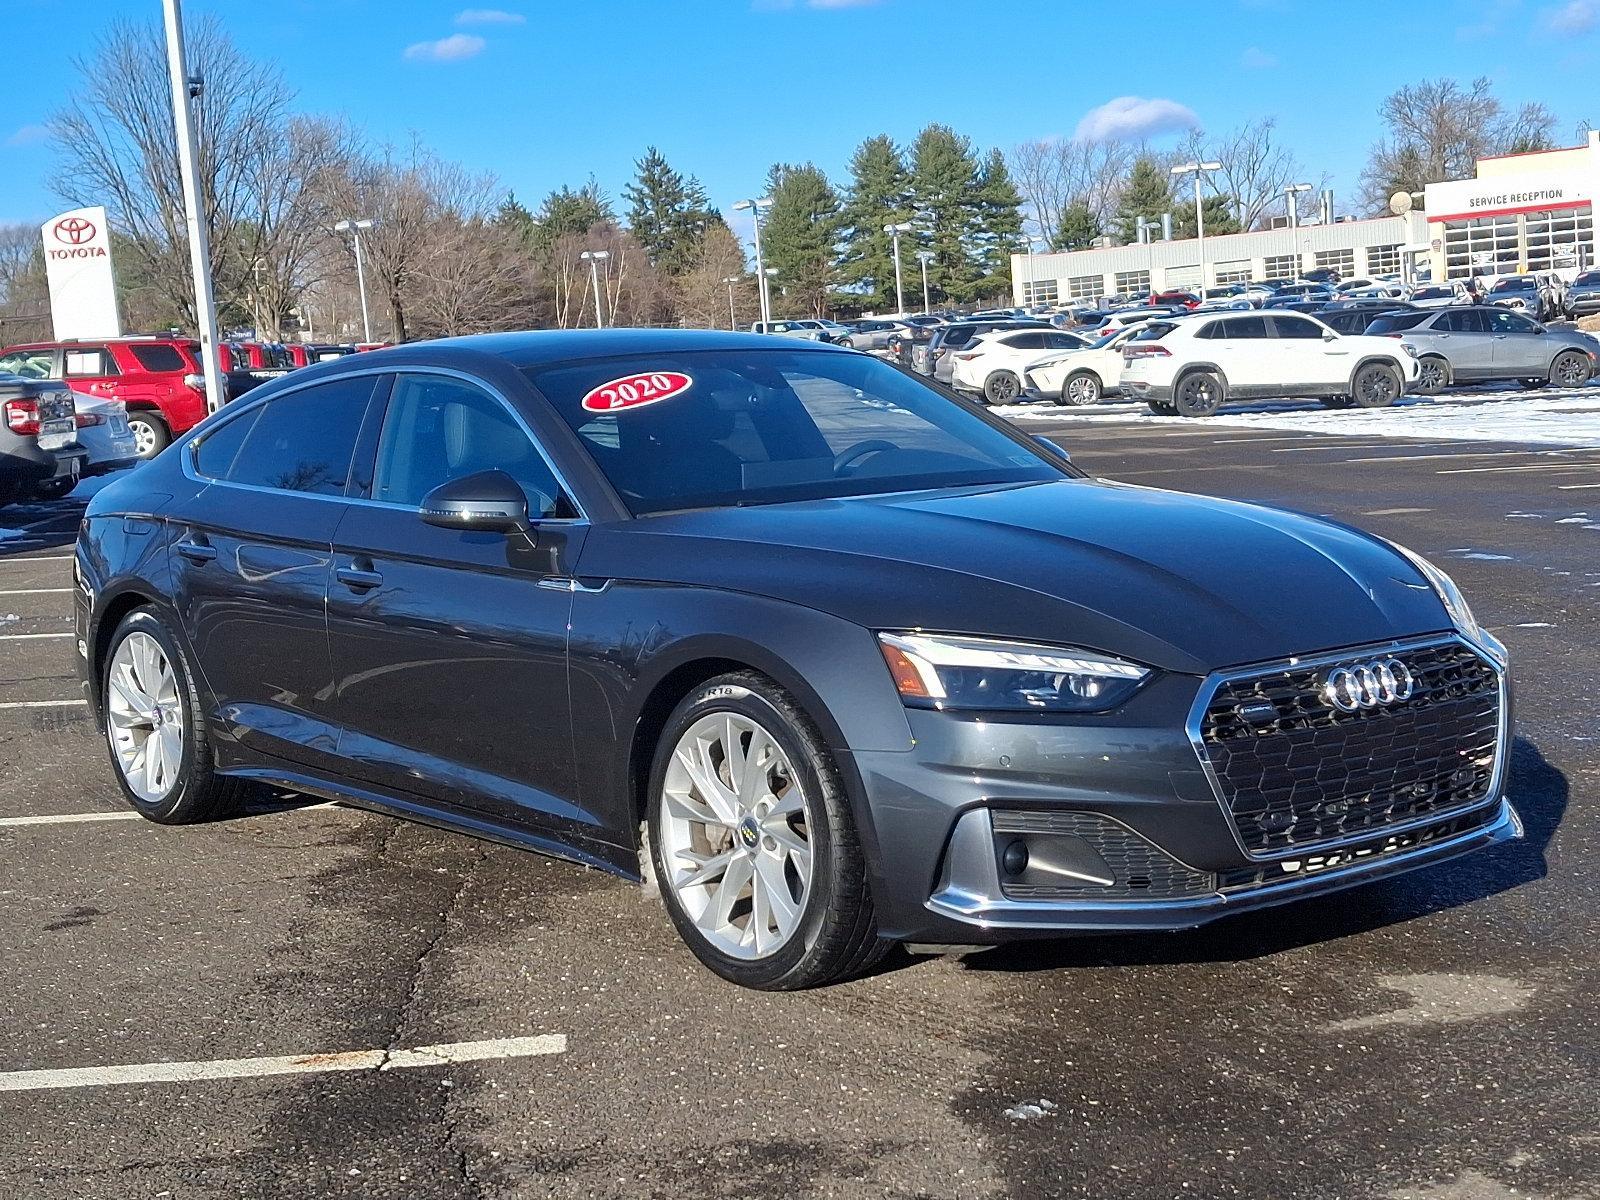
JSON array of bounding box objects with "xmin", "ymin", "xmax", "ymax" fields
[{"xmin": 1010, "ymin": 131, "xmax": 1600, "ymax": 304}]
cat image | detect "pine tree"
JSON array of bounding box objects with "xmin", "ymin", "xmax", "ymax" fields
[
  {"xmin": 1053, "ymin": 200, "xmax": 1101, "ymax": 250},
  {"xmin": 760, "ymin": 162, "xmax": 841, "ymax": 317},
  {"xmin": 836, "ymin": 135, "xmax": 912, "ymax": 312},
  {"xmin": 1116, "ymin": 157, "xmax": 1174, "ymax": 245},
  {"xmin": 1172, "ymin": 193, "xmax": 1241, "ymax": 239},
  {"xmin": 909, "ymin": 124, "xmax": 983, "ymax": 305},
  {"xmin": 973, "ymin": 147, "xmax": 1026, "ymax": 298},
  {"xmin": 533, "ymin": 179, "xmax": 614, "ymax": 249},
  {"xmin": 624, "ymin": 147, "xmax": 707, "ymax": 275}
]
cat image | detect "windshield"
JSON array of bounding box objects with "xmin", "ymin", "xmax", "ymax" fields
[
  {"xmin": 1490, "ymin": 278, "xmax": 1535, "ymax": 292},
  {"xmin": 1412, "ymin": 287, "xmax": 1450, "ymax": 300},
  {"xmin": 1576, "ymin": 272, "xmax": 1600, "ymax": 285},
  {"xmin": 525, "ymin": 348, "xmax": 1064, "ymax": 515}
]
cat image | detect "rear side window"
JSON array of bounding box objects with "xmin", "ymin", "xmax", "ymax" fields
[
  {"xmin": 1000, "ymin": 332, "xmax": 1047, "ymax": 350},
  {"xmin": 64, "ymin": 348, "xmax": 119, "ymax": 377},
  {"xmin": 129, "ymin": 344, "xmax": 186, "ymax": 373},
  {"xmin": 1367, "ymin": 312, "xmax": 1432, "ymax": 333},
  {"xmin": 1127, "ymin": 322, "xmax": 1177, "ymax": 343},
  {"xmin": 209, "ymin": 375, "xmax": 377, "ymax": 496}
]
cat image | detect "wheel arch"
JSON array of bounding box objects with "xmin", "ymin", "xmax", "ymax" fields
[
  {"xmin": 1347, "ymin": 353, "xmax": 1406, "ymax": 391},
  {"xmin": 1172, "ymin": 360, "xmax": 1229, "ymax": 392}
]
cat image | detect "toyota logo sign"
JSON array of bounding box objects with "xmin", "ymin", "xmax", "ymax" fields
[
  {"xmin": 1322, "ymin": 658, "xmax": 1416, "ymax": 713},
  {"xmin": 53, "ymin": 217, "xmax": 97, "ymax": 246}
]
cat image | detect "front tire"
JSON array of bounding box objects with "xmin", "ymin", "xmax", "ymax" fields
[
  {"xmin": 103, "ymin": 609, "xmax": 246, "ymax": 824},
  {"xmin": 983, "ymin": 371, "xmax": 1022, "ymax": 406},
  {"xmin": 1550, "ymin": 350, "xmax": 1593, "ymax": 388},
  {"xmin": 1059, "ymin": 371, "xmax": 1102, "ymax": 406},
  {"xmin": 1173, "ymin": 370, "xmax": 1224, "ymax": 418},
  {"xmin": 647, "ymin": 672, "xmax": 885, "ymax": 990},
  {"xmin": 1351, "ymin": 362, "xmax": 1402, "ymax": 408}
]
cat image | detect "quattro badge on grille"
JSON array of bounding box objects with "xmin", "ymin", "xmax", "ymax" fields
[{"xmin": 1323, "ymin": 658, "xmax": 1415, "ymax": 713}]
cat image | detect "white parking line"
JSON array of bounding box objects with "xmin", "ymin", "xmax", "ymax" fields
[
  {"xmin": 1435, "ymin": 463, "xmax": 1600, "ymax": 475},
  {"xmin": 0, "ymin": 699, "xmax": 86, "ymax": 710},
  {"xmin": 1556, "ymin": 482, "xmax": 1600, "ymax": 489},
  {"xmin": 0, "ymin": 554, "xmax": 73, "ymax": 565},
  {"xmin": 0, "ymin": 632, "xmax": 72, "ymax": 641},
  {"xmin": 0, "ymin": 1034, "xmax": 568, "ymax": 1092},
  {"xmin": 0, "ymin": 811, "xmax": 143, "ymax": 827},
  {"xmin": 0, "ymin": 588, "xmax": 71, "ymax": 596}
]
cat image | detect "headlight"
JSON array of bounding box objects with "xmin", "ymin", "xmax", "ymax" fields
[
  {"xmin": 877, "ymin": 633, "xmax": 1150, "ymax": 713},
  {"xmin": 1382, "ymin": 540, "xmax": 1506, "ymax": 664},
  {"xmin": 1399, "ymin": 342, "xmax": 1419, "ymax": 358}
]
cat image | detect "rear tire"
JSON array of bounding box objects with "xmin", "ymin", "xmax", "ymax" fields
[
  {"xmin": 1550, "ymin": 350, "xmax": 1592, "ymax": 389},
  {"xmin": 1413, "ymin": 356, "xmax": 1449, "ymax": 395},
  {"xmin": 127, "ymin": 412, "xmax": 171, "ymax": 459},
  {"xmin": 1059, "ymin": 371, "xmax": 1102, "ymax": 406},
  {"xmin": 1173, "ymin": 370, "xmax": 1224, "ymax": 418},
  {"xmin": 984, "ymin": 371, "xmax": 1022, "ymax": 406},
  {"xmin": 647, "ymin": 672, "xmax": 886, "ymax": 990},
  {"xmin": 1350, "ymin": 362, "xmax": 1402, "ymax": 408},
  {"xmin": 102, "ymin": 608, "xmax": 247, "ymax": 824}
]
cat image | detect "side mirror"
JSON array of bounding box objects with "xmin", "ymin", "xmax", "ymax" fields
[
  {"xmin": 1033, "ymin": 434, "xmax": 1072, "ymax": 463},
  {"xmin": 1323, "ymin": 330, "xmax": 1338, "ymax": 342},
  {"xmin": 420, "ymin": 469, "xmax": 530, "ymax": 534}
]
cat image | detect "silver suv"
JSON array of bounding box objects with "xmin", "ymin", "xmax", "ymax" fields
[{"xmin": 1369, "ymin": 306, "xmax": 1597, "ymax": 392}]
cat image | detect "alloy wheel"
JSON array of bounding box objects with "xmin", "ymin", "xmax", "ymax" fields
[
  {"xmin": 106, "ymin": 631, "xmax": 184, "ymax": 803},
  {"xmin": 1063, "ymin": 374, "xmax": 1100, "ymax": 406},
  {"xmin": 130, "ymin": 418, "xmax": 160, "ymax": 458},
  {"xmin": 1355, "ymin": 367, "xmax": 1399, "ymax": 407},
  {"xmin": 657, "ymin": 712, "xmax": 813, "ymax": 960},
  {"xmin": 1553, "ymin": 352, "xmax": 1590, "ymax": 387},
  {"xmin": 1417, "ymin": 359, "xmax": 1446, "ymax": 393}
]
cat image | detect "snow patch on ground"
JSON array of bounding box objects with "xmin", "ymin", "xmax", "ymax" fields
[
  {"xmin": 1006, "ymin": 384, "xmax": 1600, "ymax": 448},
  {"xmin": 1450, "ymin": 549, "xmax": 1515, "ymax": 561}
]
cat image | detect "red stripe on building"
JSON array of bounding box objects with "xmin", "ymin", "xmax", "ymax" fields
[{"xmin": 1428, "ymin": 199, "xmax": 1591, "ymax": 223}]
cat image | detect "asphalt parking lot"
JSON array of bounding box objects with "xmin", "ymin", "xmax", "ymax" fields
[{"xmin": 2, "ymin": 401, "xmax": 1597, "ymax": 1200}]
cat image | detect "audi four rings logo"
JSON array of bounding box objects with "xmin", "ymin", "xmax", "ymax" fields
[
  {"xmin": 1323, "ymin": 658, "xmax": 1416, "ymax": 713},
  {"xmin": 53, "ymin": 217, "xmax": 96, "ymax": 245}
]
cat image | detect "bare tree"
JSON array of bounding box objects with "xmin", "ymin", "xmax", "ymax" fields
[
  {"xmin": 49, "ymin": 17, "xmax": 295, "ymax": 330},
  {"xmin": 1178, "ymin": 119, "xmax": 1319, "ymax": 231},
  {"xmin": 0, "ymin": 223, "xmax": 51, "ymax": 342},
  {"xmin": 1008, "ymin": 137, "xmax": 1134, "ymax": 245},
  {"xmin": 1358, "ymin": 78, "xmax": 1559, "ymax": 212},
  {"xmin": 671, "ymin": 224, "xmax": 752, "ymax": 329}
]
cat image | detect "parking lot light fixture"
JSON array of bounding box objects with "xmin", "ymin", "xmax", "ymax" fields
[
  {"xmin": 734, "ymin": 199, "xmax": 774, "ymax": 325},
  {"xmin": 884, "ymin": 222, "xmax": 913, "ymax": 315},
  {"xmin": 333, "ymin": 218, "xmax": 377, "ymax": 344},
  {"xmin": 721, "ymin": 276, "xmax": 740, "ymax": 330},
  {"xmin": 1283, "ymin": 182, "xmax": 1314, "ymax": 230},
  {"xmin": 1171, "ymin": 161, "xmax": 1222, "ymax": 300},
  {"xmin": 580, "ymin": 250, "xmax": 611, "ymax": 329},
  {"xmin": 916, "ymin": 250, "xmax": 935, "ymax": 314}
]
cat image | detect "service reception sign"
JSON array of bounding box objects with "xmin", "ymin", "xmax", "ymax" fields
[{"xmin": 40, "ymin": 205, "xmax": 122, "ymax": 341}]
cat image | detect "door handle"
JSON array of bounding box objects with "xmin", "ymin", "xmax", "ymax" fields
[
  {"xmin": 1493, "ymin": 335, "xmax": 1508, "ymax": 340},
  {"xmin": 174, "ymin": 540, "xmax": 217, "ymax": 564},
  {"xmin": 335, "ymin": 566, "xmax": 384, "ymax": 590}
]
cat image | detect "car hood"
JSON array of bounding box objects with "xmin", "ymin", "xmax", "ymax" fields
[{"xmin": 581, "ymin": 479, "xmax": 1451, "ymax": 675}]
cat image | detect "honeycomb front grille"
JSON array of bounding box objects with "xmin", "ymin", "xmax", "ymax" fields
[{"xmin": 1199, "ymin": 640, "xmax": 1501, "ymax": 855}]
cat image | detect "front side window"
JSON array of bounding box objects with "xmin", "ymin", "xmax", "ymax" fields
[
  {"xmin": 373, "ymin": 373, "xmax": 564, "ymax": 516},
  {"xmin": 526, "ymin": 349, "xmax": 1062, "ymax": 515},
  {"xmin": 207, "ymin": 374, "xmax": 376, "ymax": 495},
  {"xmin": 1488, "ymin": 310, "xmax": 1540, "ymax": 335},
  {"xmin": 1000, "ymin": 332, "xmax": 1046, "ymax": 350},
  {"xmin": 1271, "ymin": 316, "xmax": 1324, "ymax": 339},
  {"xmin": 1220, "ymin": 316, "xmax": 1270, "ymax": 339},
  {"xmin": 0, "ymin": 350, "xmax": 54, "ymax": 379}
]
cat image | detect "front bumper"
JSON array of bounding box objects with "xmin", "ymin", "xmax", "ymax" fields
[{"xmin": 849, "ymin": 638, "xmax": 1514, "ymax": 943}]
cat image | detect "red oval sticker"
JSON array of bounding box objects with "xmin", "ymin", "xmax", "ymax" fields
[{"xmin": 580, "ymin": 371, "xmax": 693, "ymax": 413}]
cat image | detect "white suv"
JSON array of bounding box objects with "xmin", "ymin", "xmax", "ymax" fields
[{"xmin": 1119, "ymin": 311, "xmax": 1420, "ymax": 417}]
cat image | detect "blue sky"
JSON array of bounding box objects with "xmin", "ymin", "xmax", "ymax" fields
[{"xmin": 4, "ymin": 0, "xmax": 1597, "ymax": 238}]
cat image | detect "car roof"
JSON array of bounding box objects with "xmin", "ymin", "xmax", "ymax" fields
[{"xmin": 321, "ymin": 328, "xmax": 854, "ymax": 370}]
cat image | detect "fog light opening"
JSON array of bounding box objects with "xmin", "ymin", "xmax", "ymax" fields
[{"xmin": 1001, "ymin": 840, "xmax": 1030, "ymax": 877}]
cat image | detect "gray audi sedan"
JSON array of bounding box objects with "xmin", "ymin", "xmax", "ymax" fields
[{"xmin": 73, "ymin": 330, "xmax": 1518, "ymax": 990}]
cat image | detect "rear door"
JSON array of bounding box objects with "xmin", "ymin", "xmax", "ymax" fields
[
  {"xmin": 325, "ymin": 369, "xmax": 589, "ymax": 836},
  {"xmin": 167, "ymin": 372, "xmax": 379, "ymax": 770},
  {"xmin": 60, "ymin": 345, "xmax": 120, "ymax": 408},
  {"xmin": 1433, "ymin": 309, "xmax": 1494, "ymax": 379},
  {"xmin": 1200, "ymin": 315, "xmax": 1273, "ymax": 392}
]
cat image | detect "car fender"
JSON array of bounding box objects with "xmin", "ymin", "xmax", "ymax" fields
[{"xmin": 1347, "ymin": 353, "xmax": 1408, "ymax": 390}]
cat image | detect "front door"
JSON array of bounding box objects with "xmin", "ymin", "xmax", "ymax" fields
[
  {"xmin": 1486, "ymin": 309, "xmax": 1550, "ymax": 376},
  {"xmin": 166, "ymin": 372, "xmax": 380, "ymax": 769},
  {"xmin": 1267, "ymin": 314, "xmax": 1347, "ymax": 389},
  {"xmin": 1205, "ymin": 314, "xmax": 1274, "ymax": 393},
  {"xmin": 325, "ymin": 370, "xmax": 594, "ymax": 841}
]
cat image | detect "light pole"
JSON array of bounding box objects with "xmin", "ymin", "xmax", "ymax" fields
[
  {"xmin": 884, "ymin": 222, "xmax": 912, "ymax": 314},
  {"xmin": 162, "ymin": 0, "xmax": 224, "ymax": 413},
  {"xmin": 580, "ymin": 250, "xmax": 610, "ymax": 328},
  {"xmin": 721, "ymin": 276, "xmax": 740, "ymax": 331},
  {"xmin": 1171, "ymin": 160, "xmax": 1222, "ymax": 300},
  {"xmin": 333, "ymin": 218, "xmax": 376, "ymax": 343},
  {"xmin": 734, "ymin": 198, "xmax": 773, "ymax": 325},
  {"xmin": 1283, "ymin": 182, "xmax": 1313, "ymax": 230},
  {"xmin": 915, "ymin": 250, "xmax": 934, "ymax": 314}
]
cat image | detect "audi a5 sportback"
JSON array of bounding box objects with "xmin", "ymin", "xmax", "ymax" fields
[{"xmin": 74, "ymin": 330, "xmax": 1519, "ymax": 990}]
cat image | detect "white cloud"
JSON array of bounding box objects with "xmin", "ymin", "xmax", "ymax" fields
[
  {"xmin": 455, "ymin": 7, "xmax": 525, "ymax": 24},
  {"xmin": 1073, "ymin": 96, "xmax": 1200, "ymax": 142},
  {"xmin": 1545, "ymin": 0, "xmax": 1597, "ymax": 33},
  {"xmin": 5, "ymin": 124, "xmax": 49, "ymax": 147},
  {"xmin": 403, "ymin": 33, "xmax": 487, "ymax": 62},
  {"xmin": 1239, "ymin": 46, "xmax": 1277, "ymax": 69}
]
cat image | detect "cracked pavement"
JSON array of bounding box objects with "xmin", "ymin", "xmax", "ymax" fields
[{"xmin": 0, "ymin": 419, "xmax": 1597, "ymax": 1199}]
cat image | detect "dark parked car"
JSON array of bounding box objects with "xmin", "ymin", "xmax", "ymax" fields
[
  {"xmin": 75, "ymin": 330, "xmax": 1519, "ymax": 990},
  {"xmin": 1566, "ymin": 270, "xmax": 1600, "ymax": 317},
  {"xmin": 1, "ymin": 373, "xmax": 87, "ymax": 509},
  {"xmin": 1314, "ymin": 302, "xmax": 1417, "ymax": 336},
  {"xmin": 1262, "ymin": 288, "xmax": 1336, "ymax": 309},
  {"xmin": 1368, "ymin": 306, "xmax": 1597, "ymax": 392}
]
